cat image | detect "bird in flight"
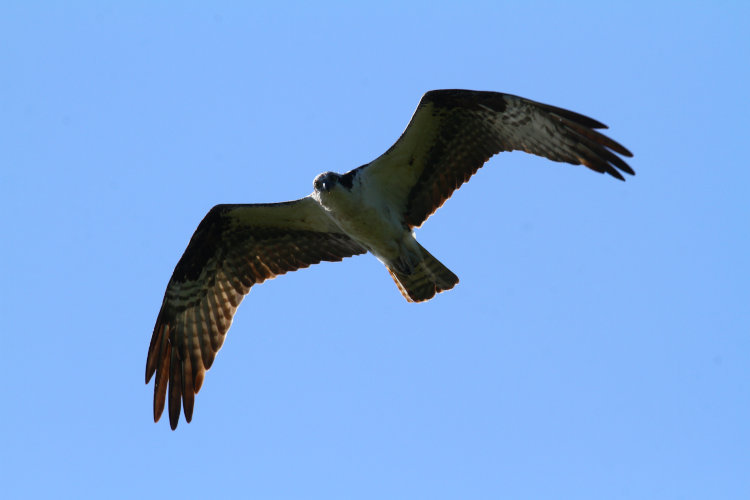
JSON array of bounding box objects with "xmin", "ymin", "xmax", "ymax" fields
[{"xmin": 146, "ymin": 89, "xmax": 634, "ymax": 429}]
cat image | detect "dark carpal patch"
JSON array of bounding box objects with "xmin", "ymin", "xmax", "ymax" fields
[
  {"xmin": 339, "ymin": 164, "xmax": 368, "ymax": 189},
  {"xmin": 425, "ymin": 89, "xmax": 508, "ymax": 114},
  {"xmin": 171, "ymin": 205, "xmax": 233, "ymax": 282},
  {"xmin": 404, "ymin": 109, "xmax": 502, "ymax": 227},
  {"xmin": 338, "ymin": 168, "xmax": 357, "ymax": 189}
]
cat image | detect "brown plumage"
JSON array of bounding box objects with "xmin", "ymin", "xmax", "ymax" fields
[
  {"xmin": 364, "ymin": 90, "xmax": 633, "ymax": 228},
  {"xmin": 146, "ymin": 200, "xmax": 366, "ymax": 429},
  {"xmin": 147, "ymin": 89, "xmax": 633, "ymax": 429}
]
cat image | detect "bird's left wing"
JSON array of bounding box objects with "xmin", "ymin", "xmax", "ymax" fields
[
  {"xmin": 361, "ymin": 89, "xmax": 633, "ymax": 229},
  {"xmin": 146, "ymin": 197, "xmax": 366, "ymax": 429}
]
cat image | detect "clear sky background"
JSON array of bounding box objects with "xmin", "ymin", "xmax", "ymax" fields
[{"xmin": 2, "ymin": 2, "xmax": 748, "ymax": 499}]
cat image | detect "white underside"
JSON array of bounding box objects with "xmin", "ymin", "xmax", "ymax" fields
[{"xmin": 312, "ymin": 174, "xmax": 418, "ymax": 266}]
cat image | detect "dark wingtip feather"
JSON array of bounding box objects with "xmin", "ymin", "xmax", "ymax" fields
[
  {"xmin": 152, "ymin": 336, "xmax": 170, "ymax": 423},
  {"xmin": 554, "ymin": 114, "xmax": 635, "ymax": 179},
  {"xmin": 609, "ymin": 154, "xmax": 635, "ymax": 176},
  {"xmin": 168, "ymin": 349, "xmax": 182, "ymax": 430},
  {"xmin": 534, "ymin": 100, "xmax": 609, "ymax": 129},
  {"xmin": 606, "ymin": 140, "xmax": 633, "ymax": 158},
  {"xmin": 182, "ymin": 364, "xmax": 195, "ymax": 424},
  {"xmin": 618, "ymin": 145, "xmax": 634, "ymax": 158},
  {"xmin": 153, "ymin": 372, "xmax": 166, "ymax": 423},
  {"xmin": 609, "ymin": 169, "xmax": 626, "ymax": 181},
  {"xmin": 145, "ymin": 317, "xmax": 166, "ymax": 384}
]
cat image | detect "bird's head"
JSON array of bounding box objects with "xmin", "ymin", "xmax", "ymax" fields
[{"xmin": 313, "ymin": 172, "xmax": 340, "ymax": 193}]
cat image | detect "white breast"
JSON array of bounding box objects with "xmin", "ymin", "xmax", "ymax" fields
[{"xmin": 314, "ymin": 176, "xmax": 410, "ymax": 262}]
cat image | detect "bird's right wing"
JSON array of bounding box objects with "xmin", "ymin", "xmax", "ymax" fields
[{"xmin": 145, "ymin": 197, "xmax": 367, "ymax": 429}]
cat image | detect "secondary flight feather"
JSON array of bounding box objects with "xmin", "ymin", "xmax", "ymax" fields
[{"xmin": 146, "ymin": 89, "xmax": 634, "ymax": 429}]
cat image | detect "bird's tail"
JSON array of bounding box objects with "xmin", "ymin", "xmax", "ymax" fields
[{"xmin": 387, "ymin": 242, "xmax": 459, "ymax": 302}]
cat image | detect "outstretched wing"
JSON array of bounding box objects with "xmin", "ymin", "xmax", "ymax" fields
[
  {"xmin": 361, "ymin": 89, "xmax": 634, "ymax": 228},
  {"xmin": 145, "ymin": 197, "xmax": 367, "ymax": 429}
]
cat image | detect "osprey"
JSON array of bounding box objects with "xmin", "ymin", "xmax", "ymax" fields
[{"xmin": 146, "ymin": 89, "xmax": 633, "ymax": 429}]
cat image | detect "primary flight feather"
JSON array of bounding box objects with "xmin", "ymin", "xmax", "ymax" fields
[{"xmin": 146, "ymin": 89, "xmax": 634, "ymax": 429}]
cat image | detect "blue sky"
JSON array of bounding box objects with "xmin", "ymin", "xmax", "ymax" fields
[{"xmin": 2, "ymin": 2, "xmax": 748, "ymax": 499}]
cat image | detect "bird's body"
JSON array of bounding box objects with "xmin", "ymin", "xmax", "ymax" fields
[
  {"xmin": 312, "ymin": 170, "xmax": 405, "ymax": 263},
  {"xmin": 147, "ymin": 89, "xmax": 634, "ymax": 429}
]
